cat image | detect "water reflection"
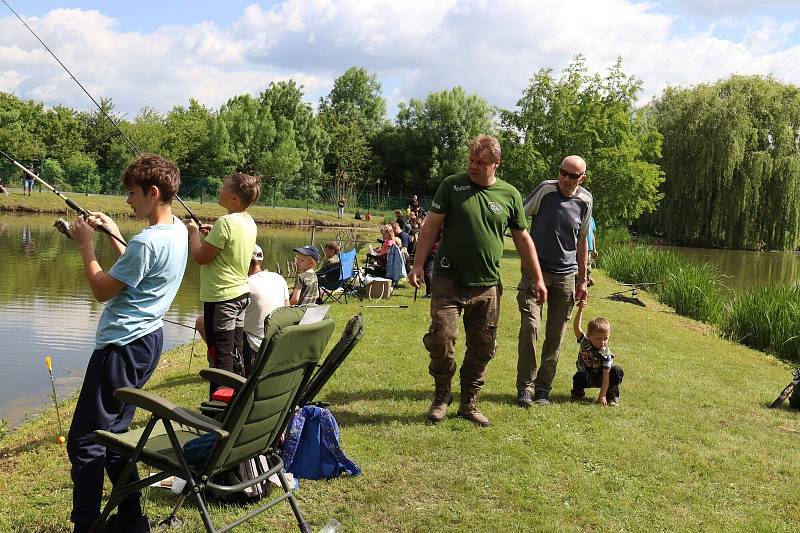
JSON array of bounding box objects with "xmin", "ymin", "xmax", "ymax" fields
[
  {"xmin": 657, "ymin": 245, "xmax": 800, "ymax": 292},
  {"xmin": 0, "ymin": 213, "xmax": 366, "ymax": 426}
]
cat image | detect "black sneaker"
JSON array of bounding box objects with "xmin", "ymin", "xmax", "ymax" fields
[
  {"xmin": 570, "ymin": 389, "xmax": 585, "ymax": 399},
  {"xmin": 533, "ymin": 390, "xmax": 551, "ymax": 406},
  {"xmin": 104, "ymin": 514, "xmax": 152, "ymax": 533},
  {"xmin": 516, "ymin": 389, "xmax": 533, "ymax": 408}
]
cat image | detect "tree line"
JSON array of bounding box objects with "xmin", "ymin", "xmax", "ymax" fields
[
  {"xmin": 2, "ymin": 56, "xmax": 800, "ymax": 249},
  {"xmin": 0, "ymin": 56, "xmax": 662, "ymax": 228}
]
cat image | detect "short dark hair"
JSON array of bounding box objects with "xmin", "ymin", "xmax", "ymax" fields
[
  {"xmin": 225, "ymin": 173, "xmax": 262, "ymax": 207},
  {"xmin": 121, "ymin": 154, "xmax": 180, "ymax": 204},
  {"xmin": 587, "ymin": 317, "xmax": 611, "ymax": 336}
]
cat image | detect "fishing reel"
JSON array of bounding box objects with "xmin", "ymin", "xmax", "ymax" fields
[{"xmin": 54, "ymin": 218, "xmax": 72, "ymax": 239}]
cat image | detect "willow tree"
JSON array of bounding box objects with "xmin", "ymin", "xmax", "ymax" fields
[{"xmin": 645, "ymin": 75, "xmax": 800, "ymax": 250}]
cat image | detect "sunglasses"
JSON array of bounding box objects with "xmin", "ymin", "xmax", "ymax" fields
[{"xmin": 559, "ymin": 168, "xmax": 585, "ymax": 180}]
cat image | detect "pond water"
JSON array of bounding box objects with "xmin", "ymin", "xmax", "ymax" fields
[
  {"xmin": 656, "ymin": 245, "xmax": 800, "ymax": 292},
  {"xmin": 0, "ymin": 213, "xmax": 368, "ymax": 427}
]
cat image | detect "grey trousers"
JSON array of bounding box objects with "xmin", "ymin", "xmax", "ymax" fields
[{"xmin": 516, "ymin": 271, "xmax": 577, "ymax": 393}]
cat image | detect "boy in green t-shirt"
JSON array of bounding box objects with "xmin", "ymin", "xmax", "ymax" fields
[{"xmin": 188, "ymin": 173, "xmax": 260, "ymax": 392}]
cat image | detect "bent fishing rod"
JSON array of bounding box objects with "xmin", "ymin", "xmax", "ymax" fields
[
  {"xmin": 0, "ymin": 148, "xmax": 128, "ymax": 247},
  {"xmin": 2, "ymin": 0, "xmax": 202, "ymax": 228}
]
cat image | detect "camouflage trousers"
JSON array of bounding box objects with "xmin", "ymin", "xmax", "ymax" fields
[{"xmin": 423, "ymin": 276, "xmax": 502, "ymax": 391}]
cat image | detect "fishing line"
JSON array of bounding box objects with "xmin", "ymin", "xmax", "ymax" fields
[
  {"xmin": 2, "ymin": 0, "xmax": 202, "ymax": 227},
  {"xmin": 0, "ymin": 148, "xmax": 129, "ymax": 247},
  {"xmin": 70, "ymin": 294, "xmax": 196, "ymax": 330}
]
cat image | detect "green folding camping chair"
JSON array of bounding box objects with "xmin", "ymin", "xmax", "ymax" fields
[{"xmin": 92, "ymin": 310, "xmax": 335, "ymax": 533}]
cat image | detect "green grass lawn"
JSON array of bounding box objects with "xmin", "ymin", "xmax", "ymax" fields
[
  {"xmin": 1, "ymin": 250, "xmax": 799, "ymax": 532},
  {"xmin": 0, "ymin": 189, "xmax": 379, "ymax": 228}
]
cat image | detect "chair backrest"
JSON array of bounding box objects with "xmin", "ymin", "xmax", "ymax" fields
[
  {"xmin": 338, "ymin": 249, "xmax": 357, "ymax": 282},
  {"xmin": 298, "ymin": 314, "xmax": 364, "ymax": 406},
  {"xmin": 206, "ymin": 311, "xmax": 335, "ymax": 474}
]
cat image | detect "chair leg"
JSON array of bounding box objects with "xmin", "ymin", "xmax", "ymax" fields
[
  {"xmin": 162, "ymin": 422, "xmax": 218, "ymax": 533},
  {"xmin": 276, "ymin": 469, "xmax": 310, "ymax": 533},
  {"xmin": 157, "ymin": 493, "xmax": 187, "ymax": 529},
  {"xmin": 93, "ymin": 417, "xmax": 159, "ymax": 532}
]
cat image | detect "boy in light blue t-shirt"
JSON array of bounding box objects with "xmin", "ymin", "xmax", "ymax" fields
[{"xmin": 66, "ymin": 155, "xmax": 188, "ymax": 533}]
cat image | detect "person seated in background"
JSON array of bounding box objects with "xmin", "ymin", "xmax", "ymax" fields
[
  {"xmin": 364, "ymin": 211, "xmax": 372, "ymax": 222},
  {"xmin": 394, "ymin": 209, "xmax": 406, "ymax": 227},
  {"xmin": 290, "ymin": 245, "xmax": 320, "ymax": 305},
  {"xmin": 367, "ymin": 225, "xmax": 394, "ymax": 277},
  {"xmin": 391, "ymin": 221, "xmax": 411, "ymax": 251},
  {"xmin": 317, "ymin": 241, "xmax": 341, "ymax": 289},
  {"xmin": 407, "ymin": 216, "xmax": 420, "ymax": 255},
  {"xmin": 354, "ymin": 210, "xmax": 362, "ymax": 220},
  {"xmin": 318, "ymin": 241, "xmax": 340, "ymax": 272},
  {"xmin": 394, "ymin": 236, "xmax": 410, "ymax": 267},
  {"xmin": 242, "ymin": 244, "xmax": 289, "ymax": 376}
]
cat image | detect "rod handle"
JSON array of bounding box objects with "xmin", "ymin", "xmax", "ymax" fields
[
  {"xmin": 65, "ymin": 198, "xmax": 87, "ymax": 215},
  {"xmin": 45, "ymin": 355, "xmax": 52, "ymax": 372}
]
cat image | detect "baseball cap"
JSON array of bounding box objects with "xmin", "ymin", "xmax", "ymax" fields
[
  {"xmin": 293, "ymin": 245, "xmax": 320, "ymax": 262},
  {"xmin": 252, "ymin": 244, "xmax": 264, "ymax": 261}
]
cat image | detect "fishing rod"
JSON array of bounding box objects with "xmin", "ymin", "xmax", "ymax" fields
[
  {"xmin": 0, "ymin": 148, "xmax": 129, "ymax": 247},
  {"xmin": 607, "ymin": 280, "xmax": 668, "ymax": 298},
  {"xmin": 2, "ymin": 0, "xmax": 202, "ymax": 228}
]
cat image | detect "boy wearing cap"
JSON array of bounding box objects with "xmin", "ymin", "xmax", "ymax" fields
[
  {"xmin": 242, "ymin": 244, "xmax": 289, "ymax": 375},
  {"xmin": 290, "ymin": 246, "xmax": 320, "ymax": 305},
  {"xmin": 188, "ymin": 173, "xmax": 259, "ymax": 388}
]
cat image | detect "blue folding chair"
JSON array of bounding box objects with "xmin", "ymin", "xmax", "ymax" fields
[{"xmin": 319, "ymin": 249, "xmax": 362, "ymax": 303}]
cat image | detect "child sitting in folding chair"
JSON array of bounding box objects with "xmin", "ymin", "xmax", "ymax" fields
[{"xmin": 317, "ymin": 241, "xmax": 341, "ymax": 289}]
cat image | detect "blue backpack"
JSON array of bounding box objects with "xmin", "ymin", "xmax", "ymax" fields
[{"xmin": 282, "ymin": 405, "xmax": 361, "ymax": 480}]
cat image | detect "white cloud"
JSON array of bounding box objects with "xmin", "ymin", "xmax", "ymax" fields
[{"xmin": 1, "ymin": 1, "xmax": 799, "ymax": 118}]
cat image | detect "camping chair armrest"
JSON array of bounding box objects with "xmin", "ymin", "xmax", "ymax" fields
[
  {"xmin": 114, "ymin": 387, "xmax": 229, "ymax": 439},
  {"xmin": 198, "ymin": 368, "xmax": 247, "ymax": 390}
]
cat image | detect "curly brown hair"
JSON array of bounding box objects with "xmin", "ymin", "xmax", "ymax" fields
[
  {"xmin": 121, "ymin": 154, "xmax": 180, "ymax": 204},
  {"xmin": 225, "ymin": 173, "xmax": 262, "ymax": 207}
]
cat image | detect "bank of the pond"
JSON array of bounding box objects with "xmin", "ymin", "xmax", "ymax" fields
[
  {"xmin": 1, "ymin": 255, "xmax": 798, "ymax": 532},
  {"xmin": 600, "ymin": 243, "xmax": 800, "ymax": 364},
  {"xmin": 0, "ymin": 191, "xmax": 382, "ymax": 228}
]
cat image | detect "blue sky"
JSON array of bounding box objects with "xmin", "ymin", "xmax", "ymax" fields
[{"xmin": 2, "ymin": 1, "xmax": 800, "ymax": 117}]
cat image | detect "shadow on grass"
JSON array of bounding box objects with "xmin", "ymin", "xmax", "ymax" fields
[
  {"xmin": 147, "ymin": 374, "xmax": 203, "ymax": 393},
  {"xmin": 0, "ymin": 434, "xmax": 57, "ymax": 459}
]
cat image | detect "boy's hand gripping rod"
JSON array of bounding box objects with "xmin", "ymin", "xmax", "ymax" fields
[
  {"xmin": 0, "ymin": 148, "xmax": 128, "ymax": 247},
  {"xmin": 2, "ymin": 0, "xmax": 202, "ymax": 228}
]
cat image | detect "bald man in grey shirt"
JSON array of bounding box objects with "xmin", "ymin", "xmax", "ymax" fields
[{"xmin": 516, "ymin": 155, "xmax": 593, "ymax": 406}]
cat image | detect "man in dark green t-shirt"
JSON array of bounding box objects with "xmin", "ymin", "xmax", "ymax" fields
[{"xmin": 409, "ymin": 135, "xmax": 547, "ymax": 427}]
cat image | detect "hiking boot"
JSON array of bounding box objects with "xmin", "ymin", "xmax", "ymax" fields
[
  {"xmin": 533, "ymin": 390, "xmax": 551, "ymax": 406},
  {"xmin": 102, "ymin": 514, "xmax": 152, "ymax": 533},
  {"xmin": 570, "ymin": 388, "xmax": 585, "ymax": 399},
  {"xmin": 457, "ymin": 389, "xmax": 490, "ymax": 427},
  {"xmin": 427, "ymin": 379, "xmax": 452, "ymax": 423},
  {"xmin": 516, "ymin": 389, "xmax": 533, "ymax": 408}
]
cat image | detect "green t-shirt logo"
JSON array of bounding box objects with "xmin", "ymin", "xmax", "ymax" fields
[{"xmin": 488, "ymin": 201, "xmax": 503, "ymax": 214}]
